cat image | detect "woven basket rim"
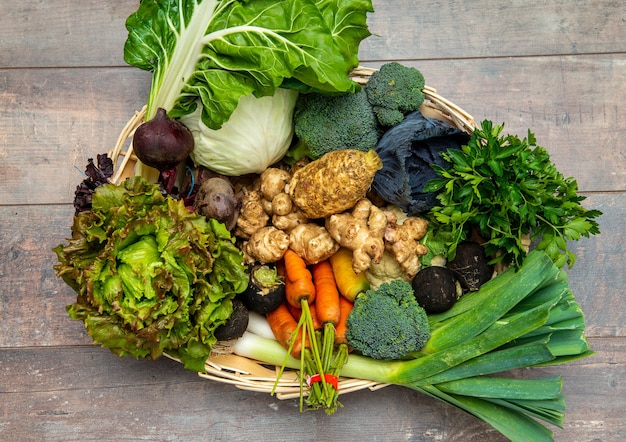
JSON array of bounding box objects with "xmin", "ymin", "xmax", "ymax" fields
[{"xmin": 108, "ymin": 66, "xmax": 481, "ymax": 399}]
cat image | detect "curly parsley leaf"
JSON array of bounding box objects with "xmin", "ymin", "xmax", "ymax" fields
[{"xmin": 425, "ymin": 120, "xmax": 601, "ymax": 269}]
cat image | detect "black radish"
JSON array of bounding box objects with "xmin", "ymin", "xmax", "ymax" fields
[
  {"xmin": 411, "ymin": 266, "xmax": 459, "ymax": 313},
  {"xmin": 240, "ymin": 263, "xmax": 286, "ymax": 314},
  {"xmin": 447, "ymin": 241, "xmax": 493, "ymax": 292}
]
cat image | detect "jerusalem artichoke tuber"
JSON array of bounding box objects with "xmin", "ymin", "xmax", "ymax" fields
[
  {"xmin": 326, "ymin": 198, "xmax": 388, "ymax": 273},
  {"xmin": 289, "ymin": 223, "xmax": 340, "ymax": 265},
  {"xmin": 384, "ymin": 212, "xmax": 429, "ymax": 278},
  {"xmin": 235, "ymin": 186, "xmax": 269, "ymax": 239},
  {"xmin": 243, "ymin": 226, "xmax": 290, "ymax": 264}
]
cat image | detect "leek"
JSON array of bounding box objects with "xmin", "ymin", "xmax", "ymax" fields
[{"xmin": 228, "ymin": 250, "xmax": 592, "ymax": 442}]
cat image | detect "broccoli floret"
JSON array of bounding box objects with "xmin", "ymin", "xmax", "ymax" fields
[
  {"xmin": 364, "ymin": 62, "xmax": 426, "ymax": 127},
  {"xmin": 287, "ymin": 89, "xmax": 380, "ymax": 163},
  {"xmin": 346, "ymin": 279, "xmax": 430, "ymax": 360}
]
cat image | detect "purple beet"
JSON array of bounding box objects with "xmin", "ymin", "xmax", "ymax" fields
[{"xmin": 133, "ymin": 107, "xmax": 194, "ymax": 171}]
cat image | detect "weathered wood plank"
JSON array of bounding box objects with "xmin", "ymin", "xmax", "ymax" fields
[
  {"xmin": 1, "ymin": 338, "xmax": 623, "ymax": 441},
  {"xmin": 0, "ymin": 194, "xmax": 621, "ymax": 349},
  {"xmin": 0, "ymin": 67, "xmax": 150, "ymax": 206},
  {"xmin": 1, "ymin": 55, "xmax": 623, "ymax": 206},
  {"xmin": 0, "ymin": 1, "xmax": 134, "ymax": 68},
  {"xmin": 361, "ymin": 0, "xmax": 626, "ymax": 61},
  {"xmin": 1, "ymin": 1, "xmax": 623, "ymax": 68}
]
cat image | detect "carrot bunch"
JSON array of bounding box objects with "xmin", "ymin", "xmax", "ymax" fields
[{"xmin": 266, "ymin": 249, "xmax": 355, "ymax": 414}]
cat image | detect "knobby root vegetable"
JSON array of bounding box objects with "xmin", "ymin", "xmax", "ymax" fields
[
  {"xmin": 289, "ymin": 149, "xmax": 383, "ymax": 219},
  {"xmin": 365, "ymin": 250, "xmax": 410, "ymax": 289},
  {"xmin": 269, "ymin": 192, "xmax": 293, "ymax": 216},
  {"xmin": 260, "ymin": 168, "xmax": 293, "ymax": 216},
  {"xmin": 289, "ymin": 223, "xmax": 340, "ymax": 265},
  {"xmin": 383, "ymin": 211, "xmax": 429, "ymax": 278},
  {"xmin": 235, "ymin": 186, "xmax": 269, "ymax": 239},
  {"xmin": 243, "ymin": 226, "xmax": 289, "ymax": 264},
  {"xmin": 260, "ymin": 167, "xmax": 291, "ymax": 201},
  {"xmin": 326, "ymin": 198, "xmax": 388, "ymax": 273},
  {"xmin": 272, "ymin": 209, "xmax": 309, "ymax": 232},
  {"xmin": 259, "ymin": 166, "xmax": 310, "ymax": 233}
]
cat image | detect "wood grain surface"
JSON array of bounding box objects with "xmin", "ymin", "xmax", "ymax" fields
[{"xmin": 1, "ymin": 1, "xmax": 624, "ymax": 441}]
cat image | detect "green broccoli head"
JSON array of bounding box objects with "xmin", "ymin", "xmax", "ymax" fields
[
  {"xmin": 288, "ymin": 89, "xmax": 380, "ymax": 162},
  {"xmin": 364, "ymin": 62, "xmax": 426, "ymax": 127},
  {"xmin": 346, "ymin": 279, "xmax": 430, "ymax": 360}
]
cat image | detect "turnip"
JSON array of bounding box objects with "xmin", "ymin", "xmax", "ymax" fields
[
  {"xmin": 240, "ymin": 263, "xmax": 285, "ymax": 315},
  {"xmin": 193, "ymin": 177, "xmax": 241, "ymax": 231}
]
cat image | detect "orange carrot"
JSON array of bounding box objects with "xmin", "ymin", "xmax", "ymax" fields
[
  {"xmin": 312, "ymin": 261, "xmax": 341, "ymax": 326},
  {"xmin": 288, "ymin": 301, "xmax": 322, "ymax": 331},
  {"xmin": 283, "ymin": 249, "xmax": 316, "ymax": 308},
  {"xmin": 266, "ymin": 301, "xmax": 306, "ymax": 358},
  {"xmin": 287, "ymin": 302, "xmax": 301, "ymax": 321},
  {"xmin": 334, "ymin": 295, "xmax": 354, "ymax": 346},
  {"xmin": 328, "ymin": 247, "xmax": 370, "ymax": 302}
]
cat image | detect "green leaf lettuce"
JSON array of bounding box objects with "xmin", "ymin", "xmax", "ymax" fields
[{"xmin": 54, "ymin": 177, "xmax": 248, "ymax": 372}]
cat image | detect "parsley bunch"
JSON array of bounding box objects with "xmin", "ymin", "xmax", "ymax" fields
[{"xmin": 424, "ymin": 120, "xmax": 601, "ymax": 268}]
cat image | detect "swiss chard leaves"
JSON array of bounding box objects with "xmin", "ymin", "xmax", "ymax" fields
[{"xmin": 124, "ymin": 0, "xmax": 373, "ymax": 127}]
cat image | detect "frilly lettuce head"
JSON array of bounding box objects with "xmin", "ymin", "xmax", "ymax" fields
[{"xmin": 53, "ymin": 177, "xmax": 248, "ymax": 372}]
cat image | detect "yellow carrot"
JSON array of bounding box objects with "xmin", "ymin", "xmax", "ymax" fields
[{"xmin": 328, "ymin": 248, "xmax": 370, "ymax": 302}]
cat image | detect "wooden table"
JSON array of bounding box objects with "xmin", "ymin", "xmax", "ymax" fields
[{"xmin": 1, "ymin": 1, "xmax": 624, "ymax": 440}]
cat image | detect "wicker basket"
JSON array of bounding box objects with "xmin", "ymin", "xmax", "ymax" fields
[{"xmin": 107, "ymin": 67, "xmax": 483, "ymax": 400}]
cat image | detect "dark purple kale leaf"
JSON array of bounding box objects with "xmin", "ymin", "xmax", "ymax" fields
[
  {"xmin": 73, "ymin": 153, "xmax": 114, "ymax": 214},
  {"xmin": 372, "ymin": 111, "xmax": 470, "ymax": 215}
]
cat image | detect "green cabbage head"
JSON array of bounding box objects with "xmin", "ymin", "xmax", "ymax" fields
[{"xmin": 53, "ymin": 177, "xmax": 248, "ymax": 372}]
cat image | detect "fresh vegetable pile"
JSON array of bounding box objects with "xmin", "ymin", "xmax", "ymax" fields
[
  {"xmin": 53, "ymin": 1, "xmax": 603, "ymax": 441},
  {"xmin": 233, "ymin": 250, "xmax": 592, "ymax": 440}
]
